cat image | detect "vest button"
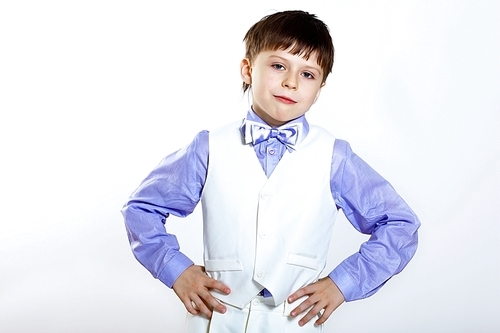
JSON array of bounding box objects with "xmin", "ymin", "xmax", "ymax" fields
[
  {"xmin": 260, "ymin": 193, "xmax": 270, "ymax": 199},
  {"xmin": 259, "ymin": 232, "xmax": 267, "ymax": 239},
  {"xmin": 257, "ymin": 271, "xmax": 265, "ymax": 278}
]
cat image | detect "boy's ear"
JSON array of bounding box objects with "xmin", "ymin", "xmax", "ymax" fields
[{"xmin": 240, "ymin": 58, "xmax": 252, "ymax": 85}]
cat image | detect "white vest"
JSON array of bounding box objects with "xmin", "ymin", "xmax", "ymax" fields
[{"xmin": 201, "ymin": 120, "xmax": 338, "ymax": 308}]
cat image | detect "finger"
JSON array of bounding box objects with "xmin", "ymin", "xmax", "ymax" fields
[
  {"xmin": 290, "ymin": 293, "xmax": 318, "ymax": 318},
  {"xmin": 191, "ymin": 294, "xmax": 214, "ymax": 319},
  {"xmin": 297, "ymin": 303, "xmax": 337, "ymax": 327},
  {"xmin": 198, "ymin": 289, "xmax": 227, "ymax": 315},
  {"xmin": 288, "ymin": 284, "xmax": 315, "ymax": 303},
  {"xmin": 315, "ymin": 306, "xmax": 333, "ymax": 325},
  {"xmin": 298, "ymin": 304, "xmax": 323, "ymax": 327},
  {"xmin": 183, "ymin": 296, "xmax": 201, "ymax": 316},
  {"xmin": 206, "ymin": 278, "xmax": 231, "ymax": 295}
]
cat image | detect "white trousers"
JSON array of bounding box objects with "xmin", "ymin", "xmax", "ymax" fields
[{"xmin": 185, "ymin": 296, "xmax": 323, "ymax": 333}]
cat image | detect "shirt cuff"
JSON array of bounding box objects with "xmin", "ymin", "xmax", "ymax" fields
[
  {"xmin": 156, "ymin": 252, "xmax": 194, "ymax": 288},
  {"xmin": 328, "ymin": 264, "xmax": 359, "ymax": 302}
]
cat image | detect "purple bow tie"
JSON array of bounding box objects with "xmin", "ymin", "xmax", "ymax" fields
[{"xmin": 242, "ymin": 120, "xmax": 299, "ymax": 151}]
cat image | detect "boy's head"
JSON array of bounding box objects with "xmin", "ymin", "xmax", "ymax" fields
[{"xmin": 242, "ymin": 10, "xmax": 335, "ymax": 93}]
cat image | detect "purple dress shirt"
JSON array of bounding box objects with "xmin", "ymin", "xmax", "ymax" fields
[{"xmin": 122, "ymin": 110, "xmax": 420, "ymax": 302}]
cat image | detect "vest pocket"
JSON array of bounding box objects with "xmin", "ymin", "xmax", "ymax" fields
[
  {"xmin": 205, "ymin": 259, "xmax": 243, "ymax": 272},
  {"xmin": 286, "ymin": 253, "xmax": 320, "ymax": 271}
]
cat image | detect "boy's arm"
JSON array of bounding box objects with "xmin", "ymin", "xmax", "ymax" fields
[
  {"xmin": 289, "ymin": 139, "xmax": 420, "ymax": 326},
  {"xmin": 328, "ymin": 139, "xmax": 420, "ymax": 301},
  {"xmin": 122, "ymin": 130, "xmax": 231, "ymax": 318},
  {"xmin": 121, "ymin": 131, "xmax": 208, "ymax": 288}
]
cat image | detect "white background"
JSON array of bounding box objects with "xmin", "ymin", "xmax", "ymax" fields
[{"xmin": 1, "ymin": 1, "xmax": 499, "ymax": 332}]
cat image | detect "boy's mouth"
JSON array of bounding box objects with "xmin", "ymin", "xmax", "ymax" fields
[{"xmin": 274, "ymin": 95, "xmax": 297, "ymax": 104}]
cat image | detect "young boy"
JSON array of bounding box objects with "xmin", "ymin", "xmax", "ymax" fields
[{"xmin": 122, "ymin": 10, "xmax": 420, "ymax": 333}]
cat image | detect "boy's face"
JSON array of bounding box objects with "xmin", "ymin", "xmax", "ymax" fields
[{"xmin": 241, "ymin": 48, "xmax": 324, "ymax": 127}]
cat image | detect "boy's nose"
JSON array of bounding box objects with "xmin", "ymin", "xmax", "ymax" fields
[{"xmin": 282, "ymin": 75, "xmax": 298, "ymax": 90}]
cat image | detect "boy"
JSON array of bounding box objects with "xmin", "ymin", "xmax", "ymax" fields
[{"xmin": 122, "ymin": 10, "xmax": 420, "ymax": 333}]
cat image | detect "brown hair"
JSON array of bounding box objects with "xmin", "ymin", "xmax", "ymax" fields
[{"xmin": 242, "ymin": 10, "xmax": 335, "ymax": 92}]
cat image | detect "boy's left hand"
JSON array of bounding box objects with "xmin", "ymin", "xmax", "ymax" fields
[{"xmin": 288, "ymin": 277, "xmax": 345, "ymax": 327}]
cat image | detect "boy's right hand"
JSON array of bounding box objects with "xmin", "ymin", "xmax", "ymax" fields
[{"xmin": 172, "ymin": 265, "xmax": 231, "ymax": 319}]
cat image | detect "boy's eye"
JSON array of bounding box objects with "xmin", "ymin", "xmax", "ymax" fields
[
  {"xmin": 272, "ymin": 64, "xmax": 285, "ymax": 70},
  {"xmin": 301, "ymin": 72, "xmax": 315, "ymax": 79}
]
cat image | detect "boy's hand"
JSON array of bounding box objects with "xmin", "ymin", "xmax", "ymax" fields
[
  {"xmin": 288, "ymin": 277, "xmax": 345, "ymax": 327},
  {"xmin": 172, "ymin": 265, "xmax": 231, "ymax": 319}
]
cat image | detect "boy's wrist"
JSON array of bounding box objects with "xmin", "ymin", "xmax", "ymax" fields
[
  {"xmin": 328, "ymin": 266, "xmax": 355, "ymax": 302},
  {"xmin": 157, "ymin": 252, "xmax": 194, "ymax": 288}
]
